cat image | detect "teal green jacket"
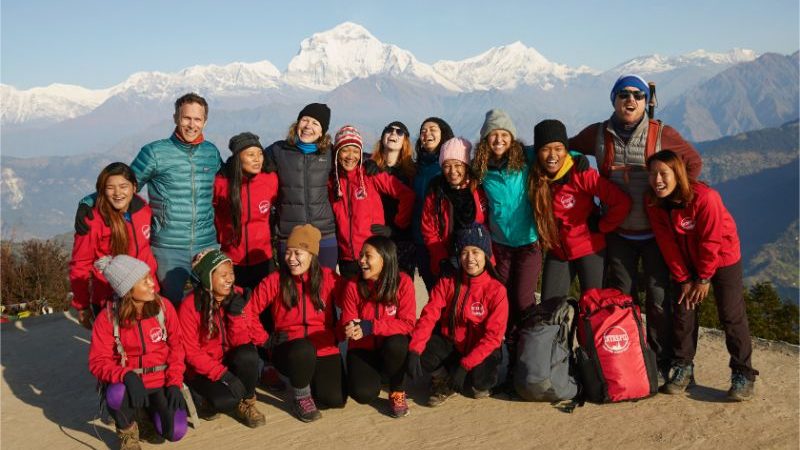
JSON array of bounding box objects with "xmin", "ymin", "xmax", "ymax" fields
[
  {"xmin": 481, "ymin": 146, "xmax": 539, "ymax": 247},
  {"xmin": 130, "ymin": 133, "xmax": 222, "ymax": 250}
]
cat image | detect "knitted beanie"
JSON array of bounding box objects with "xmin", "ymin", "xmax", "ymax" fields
[
  {"xmin": 286, "ymin": 224, "xmax": 322, "ymax": 256},
  {"xmin": 533, "ymin": 119, "xmax": 569, "ymax": 151},
  {"xmin": 191, "ymin": 249, "xmax": 232, "ymax": 292},
  {"xmin": 228, "ymin": 132, "xmax": 262, "ymax": 154},
  {"xmin": 454, "ymin": 222, "xmax": 493, "ymax": 258},
  {"xmin": 94, "ymin": 255, "xmax": 151, "ymax": 298},
  {"xmin": 297, "ymin": 103, "xmax": 331, "ymax": 134},
  {"xmin": 610, "ymin": 74, "xmax": 650, "ymax": 105},
  {"xmin": 439, "ymin": 137, "xmax": 473, "ymax": 166},
  {"xmin": 333, "ymin": 125, "xmax": 366, "ymax": 197},
  {"xmin": 480, "ymin": 109, "xmax": 517, "ymax": 141}
]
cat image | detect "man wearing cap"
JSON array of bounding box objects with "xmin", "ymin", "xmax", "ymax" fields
[
  {"xmin": 569, "ymin": 74, "xmax": 702, "ymax": 381},
  {"xmin": 75, "ymin": 93, "xmax": 222, "ymax": 305}
]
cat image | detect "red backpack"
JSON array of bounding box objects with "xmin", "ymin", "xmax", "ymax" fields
[{"xmin": 576, "ymin": 288, "xmax": 658, "ymax": 403}]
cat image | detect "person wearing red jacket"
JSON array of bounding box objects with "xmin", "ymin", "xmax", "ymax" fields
[
  {"xmin": 330, "ymin": 125, "xmax": 415, "ymax": 279},
  {"xmin": 407, "ymin": 223, "xmax": 508, "ymax": 407},
  {"xmin": 179, "ymin": 249, "xmax": 265, "ymax": 428},
  {"xmin": 70, "ymin": 162, "xmax": 159, "ymax": 330},
  {"xmin": 529, "ymin": 120, "xmax": 632, "ymax": 301},
  {"xmin": 421, "ymin": 137, "xmax": 490, "ymax": 277},
  {"xmin": 341, "ymin": 235, "xmax": 416, "ymax": 418},
  {"xmin": 227, "ymin": 224, "xmax": 346, "ymax": 423},
  {"xmin": 645, "ymin": 150, "xmax": 758, "ymax": 401},
  {"xmin": 213, "ymin": 132, "xmax": 279, "ymax": 290},
  {"xmin": 89, "ymin": 255, "xmax": 186, "ymax": 449}
]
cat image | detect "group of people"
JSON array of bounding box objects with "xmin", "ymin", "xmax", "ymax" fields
[{"xmin": 70, "ymin": 74, "xmax": 758, "ymax": 450}]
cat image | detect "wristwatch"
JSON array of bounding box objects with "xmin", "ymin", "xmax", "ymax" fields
[{"xmin": 697, "ymin": 278, "xmax": 711, "ymax": 285}]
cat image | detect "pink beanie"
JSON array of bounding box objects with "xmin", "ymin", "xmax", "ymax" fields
[{"xmin": 438, "ymin": 137, "xmax": 472, "ymax": 167}]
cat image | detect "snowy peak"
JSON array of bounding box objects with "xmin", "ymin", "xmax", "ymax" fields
[
  {"xmin": 611, "ymin": 48, "xmax": 759, "ymax": 75},
  {"xmin": 284, "ymin": 22, "xmax": 461, "ymax": 91},
  {"xmin": 0, "ymin": 83, "xmax": 111, "ymax": 125},
  {"xmin": 434, "ymin": 41, "xmax": 597, "ymax": 91}
]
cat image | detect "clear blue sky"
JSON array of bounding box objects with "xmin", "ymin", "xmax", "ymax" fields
[{"xmin": 2, "ymin": 0, "xmax": 798, "ymax": 89}]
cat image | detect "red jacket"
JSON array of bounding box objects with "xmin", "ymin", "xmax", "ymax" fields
[
  {"xmin": 179, "ymin": 287, "xmax": 248, "ymax": 381},
  {"xmin": 70, "ymin": 195, "xmax": 159, "ymax": 310},
  {"xmin": 213, "ymin": 172, "xmax": 279, "ymax": 266},
  {"xmin": 421, "ymin": 180, "xmax": 489, "ymax": 275},
  {"xmin": 409, "ymin": 271, "xmax": 508, "ymax": 371},
  {"xmin": 329, "ymin": 168, "xmax": 415, "ymax": 262},
  {"xmin": 547, "ymin": 167, "xmax": 631, "ymax": 260},
  {"xmin": 340, "ymin": 272, "xmax": 416, "ymax": 351},
  {"xmin": 89, "ymin": 299, "xmax": 184, "ymax": 389},
  {"xmin": 227, "ymin": 268, "xmax": 340, "ymax": 357},
  {"xmin": 646, "ymin": 182, "xmax": 741, "ymax": 282}
]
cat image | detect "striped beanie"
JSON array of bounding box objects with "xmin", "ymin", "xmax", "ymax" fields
[{"xmin": 333, "ymin": 125, "xmax": 366, "ymax": 198}]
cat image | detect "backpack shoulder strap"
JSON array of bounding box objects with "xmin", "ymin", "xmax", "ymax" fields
[
  {"xmin": 109, "ymin": 301, "xmax": 127, "ymax": 367},
  {"xmin": 596, "ymin": 121, "xmax": 614, "ymax": 177},
  {"xmin": 645, "ymin": 119, "xmax": 663, "ymax": 159},
  {"xmin": 156, "ymin": 299, "xmax": 168, "ymax": 342}
]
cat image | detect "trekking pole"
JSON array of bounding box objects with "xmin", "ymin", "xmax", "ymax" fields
[{"xmin": 648, "ymin": 82, "xmax": 657, "ymax": 119}]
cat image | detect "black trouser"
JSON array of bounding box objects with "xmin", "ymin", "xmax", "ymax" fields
[
  {"xmin": 272, "ymin": 338, "xmax": 347, "ymax": 408},
  {"xmin": 346, "ymin": 335, "xmax": 409, "ymax": 404},
  {"xmin": 605, "ymin": 233, "xmax": 674, "ymax": 370},
  {"xmin": 234, "ymin": 260, "xmax": 276, "ymax": 291},
  {"xmin": 107, "ymin": 387, "xmax": 185, "ymax": 441},
  {"xmin": 186, "ymin": 344, "xmax": 260, "ymax": 413},
  {"xmin": 672, "ymin": 261, "xmax": 758, "ymax": 380},
  {"xmin": 540, "ymin": 250, "xmax": 605, "ymax": 302},
  {"xmin": 420, "ymin": 333, "xmax": 502, "ymax": 392},
  {"xmin": 394, "ymin": 238, "xmax": 417, "ymax": 277},
  {"xmin": 415, "ymin": 242, "xmax": 438, "ymax": 292}
]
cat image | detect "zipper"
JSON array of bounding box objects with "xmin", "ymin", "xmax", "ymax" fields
[
  {"xmin": 344, "ymin": 178, "xmax": 356, "ymax": 260},
  {"xmin": 303, "ymin": 153, "xmax": 309, "ymax": 223},
  {"xmin": 219, "ymin": 308, "xmax": 228, "ymax": 349},
  {"xmin": 137, "ymin": 320, "xmax": 147, "ymax": 370},
  {"xmin": 245, "ymin": 180, "xmax": 251, "ymax": 265},
  {"xmin": 190, "ymin": 147, "xmax": 197, "ymax": 247},
  {"xmin": 300, "ymin": 280, "xmax": 308, "ymax": 338},
  {"xmin": 373, "ymin": 299, "xmax": 379, "ymax": 349},
  {"xmin": 130, "ymin": 215, "xmax": 140, "ymax": 257}
]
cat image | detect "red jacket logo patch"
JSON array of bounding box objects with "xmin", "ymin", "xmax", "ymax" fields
[
  {"xmin": 602, "ymin": 326, "xmax": 630, "ymax": 353},
  {"xmin": 559, "ymin": 193, "xmax": 576, "ymax": 209},
  {"xmin": 470, "ymin": 302, "xmax": 485, "ymax": 317},
  {"xmin": 258, "ymin": 200, "xmax": 271, "ymax": 214},
  {"xmin": 141, "ymin": 225, "xmax": 151, "ymax": 240},
  {"xmin": 149, "ymin": 326, "xmax": 165, "ymax": 343},
  {"xmin": 385, "ymin": 305, "xmax": 397, "ymax": 316},
  {"xmin": 680, "ymin": 217, "xmax": 696, "ymax": 231}
]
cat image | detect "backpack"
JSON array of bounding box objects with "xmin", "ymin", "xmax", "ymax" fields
[
  {"xmin": 514, "ymin": 296, "xmax": 579, "ymax": 402},
  {"xmin": 576, "ymin": 288, "xmax": 658, "ymax": 403}
]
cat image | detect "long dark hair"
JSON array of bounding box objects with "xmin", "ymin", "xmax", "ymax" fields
[
  {"xmin": 279, "ymin": 254, "xmax": 325, "ymax": 311},
  {"xmin": 646, "ymin": 150, "xmax": 695, "ymax": 207},
  {"xmin": 221, "ymin": 155, "xmax": 248, "ymax": 245},
  {"xmin": 117, "ymin": 286, "xmax": 161, "ymax": 328},
  {"xmin": 358, "ymin": 236, "xmax": 400, "ymax": 306},
  {"xmin": 95, "ymin": 162, "xmax": 138, "ymax": 256},
  {"xmin": 414, "ymin": 117, "xmax": 454, "ymax": 161},
  {"xmin": 528, "ymin": 160, "xmax": 559, "ymax": 252},
  {"xmin": 193, "ymin": 284, "xmax": 236, "ymax": 341}
]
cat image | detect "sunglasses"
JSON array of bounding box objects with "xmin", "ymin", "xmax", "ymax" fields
[
  {"xmin": 616, "ymin": 91, "xmax": 646, "ymax": 101},
  {"xmin": 383, "ymin": 126, "xmax": 407, "ymax": 137}
]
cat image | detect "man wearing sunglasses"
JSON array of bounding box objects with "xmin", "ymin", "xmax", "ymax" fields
[{"xmin": 568, "ymin": 73, "xmax": 702, "ymax": 387}]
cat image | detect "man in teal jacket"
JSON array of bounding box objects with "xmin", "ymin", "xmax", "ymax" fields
[{"xmin": 75, "ymin": 93, "xmax": 222, "ymax": 304}]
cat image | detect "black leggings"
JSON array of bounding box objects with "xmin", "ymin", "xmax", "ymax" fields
[
  {"xmin": 346, "ymin": 335, "xmax": 409, "ymax": 404},
  {"xmin": 186, "ymin": 344, "xmax": 260, "ymax": 413},
  {"xmin": 420, "ymin": 333, "xmax": 502, "ymax": 391},
  {"xmin": 272, "ymin": 338, "xmax": 347, "ymax": 408},
  {"xmin": 540, "ymin": 250, "xmax": 605, "ymax": 302},
  {"xmin": 107, "ymin": 386, "xmax": 186, "ymax": 441}
]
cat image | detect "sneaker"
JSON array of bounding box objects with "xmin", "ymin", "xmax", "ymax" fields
[
  {"xmin": 662, "ymin": 363, "xmax": 695, "ymax": 395},
  {"xmin": 294, "ymin": 394, "xmax": 322, "ymax": 422},
  {"xmin": 728, "ymin": 372, "xmax": 755, "ymax": 402},
  {"xmin": 260, "ymin": 364, "xmax": 286, "ymax": 392},
  {"xmin": 427, "ymin": 376, "xmax": 457, "ymax": 407},
  {"xmin": 389, "ymin": 391, "xmax": 410, "ymax": 418},
  {"xmin": 236, "ymin": 395, "xmax": 266, "ymax": 428},
  {"xmin": 117, "ymin": 422, "xmax": 141, "ymax": 450}
]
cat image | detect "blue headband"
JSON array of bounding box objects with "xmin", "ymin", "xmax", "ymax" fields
[{"xmin": 610, "ymin": 74, "xmax": 650, "ymax": 105}]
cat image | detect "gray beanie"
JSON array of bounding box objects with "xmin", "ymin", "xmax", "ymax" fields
[
  {"xmin": 480, "ymin": 109, "xmax": 517, "ymax": 141},
  {"xmin": 94, "ymin": 255, "xmax": 151, "ymax": 298}
]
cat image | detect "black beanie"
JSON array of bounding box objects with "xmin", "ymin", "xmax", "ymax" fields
[
  {"xmin": 297, "ymin": 103, "xmax": 331, "ymax": 134},
  {"xmin": 455, "ymin": 222, "xmax": 492, "ymax": 258},
  {"xmin": 384, "ymin": 120, "xmax": 410, "ymax": 137},
  {"xmin": 533, "ymin": 119, "xmax": 569, "ymax": 151},
  {"xmin": 228, "ymin": 132, "xmax": 262, "ymax": 154}
]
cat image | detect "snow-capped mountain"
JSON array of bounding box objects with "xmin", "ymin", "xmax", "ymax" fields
[
  {"xmin": 434, "ymin": 41, "xmax": 597, "ymax": 91},
  {"xmin": 609, "ymin": 48, "xmax": 758, "ymax": 75},
  {"xmin": 0, "ymin": 83, "xmax": 111, "ymax": 125},
  {"xmin": 283, "ymin": 22, "xmax": 461, "ymax": 91}
]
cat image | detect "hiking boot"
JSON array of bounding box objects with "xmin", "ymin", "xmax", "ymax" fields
[
  {"xmin": 293, "ymin": 394, "xmax": 321, "ymax": 423},
  {"xmin": 236, "ymin": 395, "xmax": 266, "ymax": 428},
  {"xmin": 662, "ymin": 363, "xmax": 695, "ymax": 395},
  {"xmin": 471, "ymin": 386, "xmax": 491, "ymax": 399},
  {"xmin": 728, "ymin": 372, "xmax": 755, "ymax": 402},
  {"xmin": 117, "ymin": 422, "xmax": 141, "ymax": 450},
  {"xmin": 427, "ymin": 376, "xmax": 456, "ymax": 407},
  {"xmin": 260, "ymin": 364, "xmax": 286, "ymax": 392},
  {"xmin": 389, "ymin": 391, "xmax": 410, "ymax": 418}
]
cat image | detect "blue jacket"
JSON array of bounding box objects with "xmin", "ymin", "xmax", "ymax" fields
[
  {"xmin": 481, "ymin": 146, "xmax": 538, "ymax": 247},
  {"xmin": 130, "ymin": 133, "xmax": 222, "ymax": 250},
  {"xmin": 411, "ymin": 156, "xmax": 442, "ymax": 244}
]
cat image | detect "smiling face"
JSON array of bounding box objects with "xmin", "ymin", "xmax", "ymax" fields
[
  {"xmin": 460, "ymin": 246, "xmax": 486, "ymax": 277},
  {"xmin": 130, "ymin": 273, "xmax": 156, "ymax": 302},
  {"xmin": 613, "ymin": 87, "xmax": 647, "ymax": 127},
  {"xmin": 239, "ymin": 147, "xmax": 264, "ymax": 176},
  {"xmin": 649, "ymin": 160, "xmax": 677, "ymax": 198},
  {"xmin": 337, "ymin": 145, "xmax": 361, "ymax": 172},
  {"xmin": 210, "ymin": 261, "xmax": 235, "ymax": 301},
  {"xmin": 103, "ymin": 174, "xmax": 135, "ymax": 212},
  {"xmin": 285, "ymin": 247, "xmax": 312, "ymax": 276},
  {"xmin": 537, "ymin": 142, "xmax": 568, "ymax": 176},
  {"xmin": 420, "ymin": 122, "xmax": 442, "ymax": 153},
  {"xmin": 173, "ymin": 102, "xmax": 207, "ymax": 142},
  {"xmin": 297, "ymin": 116, "xmax": 323, "ymax": 143},
  {"xmin": 442, "ymin": 160, "xmax": 467, "ymax": 186},
  {"xmin": 359, "ymin": 244, "xmax": 384, "ymax": 281},
  {"xmin": 382, "ymin": 126, "xmax": 405, "ymax": 152},
  {"xmin": 487, "ymin": 129, "xmax": 512, "ymax": 159}
]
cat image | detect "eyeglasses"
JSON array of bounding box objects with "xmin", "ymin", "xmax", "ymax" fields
[
  {"xmin": 383, "ymin": 126, "xmax": 406, "ymax": 137},
  {"xmin": 616, "ymin": 91, "xmax": 646, "ymax": 101}
]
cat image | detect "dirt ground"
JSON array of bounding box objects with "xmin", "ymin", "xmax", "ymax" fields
[{"xmin": 2, "ymin": 291, "xmax": 798, "ymax": 450}]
